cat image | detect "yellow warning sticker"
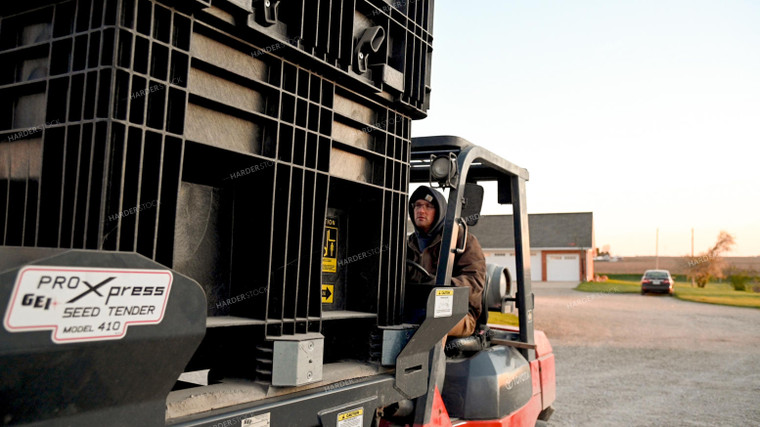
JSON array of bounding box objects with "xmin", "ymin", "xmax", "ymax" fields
[
  {"xmin": 434, "ymin": 288, "xmax": 453, "ymax": 318},
  {"xmin": 337, "ymin": 408, "xmax": 363, "ymax": 426},
  {"xmin": 323, "ymin": 224, "xmax": 338, "ymax": 273},
  {"xmin": 322, "ymin": 284, "xmax": 334, "ymax": 304},
  {"xmin": 323, "ymin": 257, "xmax": 337, "ymax": 273}
]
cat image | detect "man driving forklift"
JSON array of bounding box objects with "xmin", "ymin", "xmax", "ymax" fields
[{"xmin": 406, "ymin": 186, "xmax": 487, "ymax": 337}]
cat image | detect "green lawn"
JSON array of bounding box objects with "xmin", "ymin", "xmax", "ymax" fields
[
  {"xmin": 576, "ymin": 279, "xmax": 640, "ymax": 293},
  {"xmin": 673, "ymin": 283, "xmax": 760, "ymax": 308},
  {"xmin": 577, "ymin": 275, "xmax": 760, "ymax": 309}
]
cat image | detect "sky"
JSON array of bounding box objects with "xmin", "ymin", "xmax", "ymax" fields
[{"xmin": 411, "ymin": 0, "xmax": 760, "ymax": 257}]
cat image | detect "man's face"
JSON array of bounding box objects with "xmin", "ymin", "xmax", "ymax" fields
[{"xmin": 413, "ymin": 199, "xmax": 436, "ymax": 233}]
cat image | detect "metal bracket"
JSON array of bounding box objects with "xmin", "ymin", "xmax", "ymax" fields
[
  {"xmin": 394, "ymin": 287, "xmax": 469, "ymax": 399},
  {"xmin": 491, "ymin": 338, "xmax": 538, "ymax": 350}
]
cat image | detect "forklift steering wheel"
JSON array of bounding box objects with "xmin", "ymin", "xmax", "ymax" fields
[{"xmin": 406, "ymin": 259, "xmax": 435, "ymax": 282}]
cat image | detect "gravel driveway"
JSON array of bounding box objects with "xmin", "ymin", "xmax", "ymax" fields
[{"xmin": 531, "ymin": 281, "xmax": 760, "ymax": 426}]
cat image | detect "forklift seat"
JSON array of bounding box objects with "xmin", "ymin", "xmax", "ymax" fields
[
  {"xmin": 480, "ymin": 263, "xmax": 511, "ymax": 326},
  {"xmin": 445, "ymin": 264, "xmax": 510, "ymax": 356}
]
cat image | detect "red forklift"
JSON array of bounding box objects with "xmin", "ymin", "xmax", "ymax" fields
[
  {"xmin": 0, "ymin": 0, "xmax": 554, "ymax": 425},
  {"xmin": 399, "ymin": 135, "xmax": 556, "ymax": 426}
]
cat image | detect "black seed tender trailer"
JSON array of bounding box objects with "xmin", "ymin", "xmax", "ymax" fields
[{"xmin": 0, "ymin": 1, "xmax": 555, "ymax": 425}]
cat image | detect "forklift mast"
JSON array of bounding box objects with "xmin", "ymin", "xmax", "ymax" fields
[{"xmin": 410, "ymin": 136, "xmax": 535, "ymax": 360}]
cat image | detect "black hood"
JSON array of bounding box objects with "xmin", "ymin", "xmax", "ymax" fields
[{"xmin": 409, "ymin": 186, "xmax": 447, "ymax": 237}]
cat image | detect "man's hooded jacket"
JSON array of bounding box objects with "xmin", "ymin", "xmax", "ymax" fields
[{"xmin": 407, "ymin": 186, "xmax": 486, "ymax": 324}]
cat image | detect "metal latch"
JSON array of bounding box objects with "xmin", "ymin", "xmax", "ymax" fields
[
  {"xmin": 255, "ymin": 0, "xmax": 280, "ymax": 26},
  {"xmin": 354, "ymin": 26, "xmax": 386, "ymax": 73}
]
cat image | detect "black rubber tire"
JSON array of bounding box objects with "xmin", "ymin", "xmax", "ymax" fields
[{"xmin": 538, "ymin": 405, "xmax": 555, "ymax": 421}]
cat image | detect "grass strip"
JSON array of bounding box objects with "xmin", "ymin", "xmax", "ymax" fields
[{"xmin": 576, "ymin": 279, "xmax": 760, "ymax": 309}]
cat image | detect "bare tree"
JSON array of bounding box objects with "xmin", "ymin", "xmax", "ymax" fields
[{"xmin": 683, "ymin": 231, "xmax": 735, "ymax": 288}]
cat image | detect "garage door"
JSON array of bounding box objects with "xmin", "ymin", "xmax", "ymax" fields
[
  {"xmin": 530, "ymin": 253, "xmax": 542, "ymax": 281},
  {"xmin": 546, "ymin": 254, "xmax": 580, "ymax": 281},
  {"xmin": 486, "ymin": 252, "xmax": 542, "ymax": 282}
]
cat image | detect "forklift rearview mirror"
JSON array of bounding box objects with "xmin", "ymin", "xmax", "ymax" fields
[{"xmin": 461, "ymin": 183, "xmax": 484, "ymax": 226}]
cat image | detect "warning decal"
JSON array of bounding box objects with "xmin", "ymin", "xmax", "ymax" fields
[
  {"xmin": 241, "ymin": 412, "xmax": 270, "ymax": 427},
  {"xmin": 433, "ymin": 289, "xmax": 453, "ymax": 318},
  {"xmin": 337, "ymin": 408, "xmax": 363, "ymax": 427},
  {"xmin": 3, "ymin": 266, "xmax": 172, "ymax": 344},
  {"xmin": 323, "ymin": 220, "xmax": 338, "ymax": 273},
  {"xmin": 322, "ymin": 284, "xmax": 334, "ymax": 304}
]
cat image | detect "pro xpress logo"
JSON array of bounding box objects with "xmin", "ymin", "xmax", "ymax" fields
[{"xmin": 3, "ymin": 266, "xmax": 172, "ymax": 343}]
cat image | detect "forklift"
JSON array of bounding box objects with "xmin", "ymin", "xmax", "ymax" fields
[
  {"xmin": 0, "ymin": 135, "xmax": 556, "ymax": 426},
  {"xmin": 399, "ymin": 135, "xmax": 556, "ymax": 426},
  {"xmin": 0, "ymin": 0, "xmax": 554, "ymax": 425}
]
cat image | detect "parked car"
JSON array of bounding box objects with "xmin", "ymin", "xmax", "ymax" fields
[{"xmin": 641, "ymin": 270, "xmax": 674, "ymax": 295}]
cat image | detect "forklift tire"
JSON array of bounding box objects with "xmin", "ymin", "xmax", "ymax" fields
[{"xmin": 538, "ymin": 405, "xmax": 554, "ymax": 421}]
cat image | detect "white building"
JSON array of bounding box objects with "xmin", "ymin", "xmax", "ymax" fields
[{"xmin": 471, "ymin": 213, "xmax": 595, "ymax": 282}]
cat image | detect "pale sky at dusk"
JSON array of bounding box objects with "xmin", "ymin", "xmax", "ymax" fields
[{"xmin": 412, "ymin": 0, "xmax": 760, "ymax": 256}]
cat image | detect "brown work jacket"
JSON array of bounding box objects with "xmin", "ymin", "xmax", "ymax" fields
[{"xmin": 406, "ymin": 231, "xmax": 486, "ymax": 321}]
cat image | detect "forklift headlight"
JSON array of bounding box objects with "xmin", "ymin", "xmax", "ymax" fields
[{"xmin": 430, "ymin": 154, "xmax": 458, "ymax": 188}]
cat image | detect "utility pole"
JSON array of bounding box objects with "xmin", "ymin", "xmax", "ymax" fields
[
  {"xmin": 655, "ymin": 228, "xmax": 659, "ymax": 269},
  {"xmin": 691, "ymin": 228, "xmax": 695, "ymax": 287}
]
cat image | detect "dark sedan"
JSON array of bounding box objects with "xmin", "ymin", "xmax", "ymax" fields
[{"xmin": 641, "ymin": 270, "xmax": 674, "ymax": 295}]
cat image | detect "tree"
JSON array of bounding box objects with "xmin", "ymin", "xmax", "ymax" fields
[
  {"xmin": 726, "ymin": 266, "xmax": 755, "ymax": 292},
  {"xmin": 595, "ymin": 245, "xmax": 611, "ymax": 257},
  {"xmin": 683, "ymin": 231, "xmax": 735, "ymax": 288}
]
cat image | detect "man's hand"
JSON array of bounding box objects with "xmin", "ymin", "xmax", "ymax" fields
[{"xmin": 406, "ymin": 259, "xmax": 435, "ymax": 284}]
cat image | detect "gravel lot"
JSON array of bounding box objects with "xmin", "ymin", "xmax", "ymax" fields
[{"xmin": 532, "ymin": 281, "xmax": 760, "ymax": 426}]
